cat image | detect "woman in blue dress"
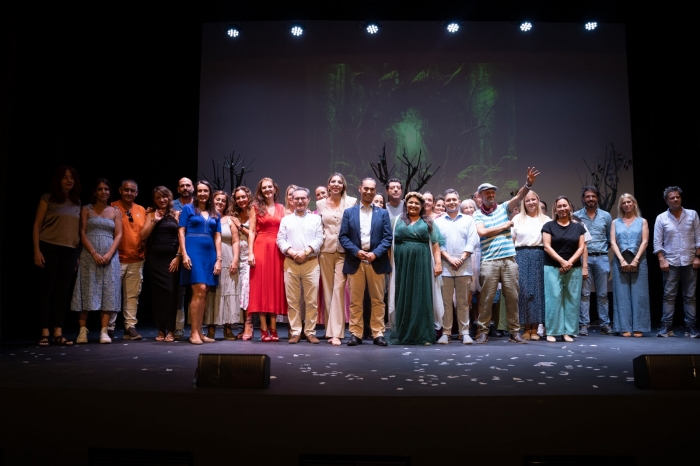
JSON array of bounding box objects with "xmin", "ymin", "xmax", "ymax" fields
[
  {"xmin": 610, "ymin": 193, "xmax": 651, "ymax": 337},
  {"xmin": 388, "ymin": 192, "xmax": 444, "ymax": 345},
  {"xmin": 178, "ymin": 180, "xmax": 222, "ymax": 345}
]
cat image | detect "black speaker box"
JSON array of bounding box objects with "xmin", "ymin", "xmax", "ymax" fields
[
  {"xmin": 195, "ymin": 353, "xmax": 270, "ymax": 389},
  {"xmin": 633, "ymin": 354, "xmax": 700, "ymax": 389}
]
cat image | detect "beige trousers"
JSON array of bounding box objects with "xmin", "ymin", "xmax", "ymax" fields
[
  {"xmin": 318, "ymin": 251, "xmax": 347, "ymax": 338},
  {"xmin": 284, "ymin": 257, "xmax": 320, "ymax": 337},
  {"xmin": 109, "ymin": 260, "xmax": 143, "ymax": 330},
  {"xmin": 441, "ymin": 275, "xmax": 471, "ymax": 336},
  {"xmin": 348, "ymin": 262, "xmax": 386, "ymax": 338}
]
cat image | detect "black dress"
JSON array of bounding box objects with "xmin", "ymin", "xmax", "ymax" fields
[{"xmin": 145, "ymin": 215, "xmax": 180, "ymax": 332}]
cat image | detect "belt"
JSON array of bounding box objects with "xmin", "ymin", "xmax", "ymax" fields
[
  {"xmin": 286, "ymin": 254, "xmax": 318, "ymax": 263},
  {"xmin": 588, "ymin": 252, "xmax": 608, "ymax": 256}
]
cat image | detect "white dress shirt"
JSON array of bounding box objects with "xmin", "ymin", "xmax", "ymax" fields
[
  {"xmin": 359, "ymin": 203, "xmax": 373, "ymax": 251},
  {"xmin": 276, "ymin": 211, "xmax": 324, "ymax": 256},
  {"xmin": 434, "ymin": 212, "xmax": 479, "ymax": 277}
]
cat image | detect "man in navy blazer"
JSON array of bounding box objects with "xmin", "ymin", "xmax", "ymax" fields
[{"xmin": 339, "ymin": 177, "xmax": 393, "ymax": 346}]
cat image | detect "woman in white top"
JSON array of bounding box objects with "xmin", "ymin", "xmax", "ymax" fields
[
  {"xmin": 316, "ymin": 173, "xmax": 357, "ymax": 345},
  {"xmin": 512, "ymin": 191, "xmax": 551, "ymax": 340}
]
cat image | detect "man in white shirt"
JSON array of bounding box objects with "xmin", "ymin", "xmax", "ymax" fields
[
  {"xmin": 276, "ymin": 187, "xmax": 324, "ymax": 343},
  {"xmin": 385, "ymin": 178, "xmax": 404, "ymax": 221},
  {"xmin": 434, "ymin": 189, "xmax": 480, "ymax": 344}
]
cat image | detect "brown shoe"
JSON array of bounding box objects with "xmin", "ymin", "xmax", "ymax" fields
[
  {"xmin": 307, "ymin": 335, "xmax": 320, "ymax": 344},
  {"xmin": 509, "ymin": 332, "xmax": 527, "ymax": 344},
  {"xmin": 475, "ymin": 332, "xmax": 488, "ymax": 344},
  {"xmin": 288, "ymin": 334, "xmax": 301, "ymax": 344}
]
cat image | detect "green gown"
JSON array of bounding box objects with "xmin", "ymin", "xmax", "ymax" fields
[{"xmin": 388, "ymin": 218, "xmax": 443, "ymax": 345}]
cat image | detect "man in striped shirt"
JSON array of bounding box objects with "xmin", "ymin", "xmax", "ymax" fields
[{"xmin": 473, "ymin": 167, "xmax": 540, "ymax": 344}]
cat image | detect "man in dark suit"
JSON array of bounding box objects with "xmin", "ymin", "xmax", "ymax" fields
[{"xmin": 339, "ymin": 177, "xmax": 393, "ymax": 346}]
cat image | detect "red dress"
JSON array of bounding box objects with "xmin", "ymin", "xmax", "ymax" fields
[{"xmin": 248, "ymin": 203, "xmax": 288, "ymax": 315}]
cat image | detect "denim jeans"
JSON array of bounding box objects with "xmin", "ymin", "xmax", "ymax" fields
[
  {"xmin": 661, "ymin": 265, "xmax": 697, "ymax": 326},
  {"xmin": 580, "ymin": 254, "xmax": 610, "ymax": 327}
]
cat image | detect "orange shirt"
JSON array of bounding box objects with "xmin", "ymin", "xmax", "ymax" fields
[{"xmin": 111, "ymin": 200, "xmax": 146, "ymax": 263}]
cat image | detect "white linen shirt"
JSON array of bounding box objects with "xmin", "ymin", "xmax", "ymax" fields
[
  {"xmin": 276, "ymin": 211, "xmax": 324, "ymax": 256},
  {"xmin": 434, "ymin": 213, "xmax": 479, "ymax": 277}
]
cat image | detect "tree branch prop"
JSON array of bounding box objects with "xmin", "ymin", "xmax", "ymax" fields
[{"xmin": 581, "ymin": 143, "xmax": 632, "ymax": 212}]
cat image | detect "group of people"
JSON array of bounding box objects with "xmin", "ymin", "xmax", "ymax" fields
[{"xmin": 33, "ymin": 164, "xmax": 700, "ymax": 347}]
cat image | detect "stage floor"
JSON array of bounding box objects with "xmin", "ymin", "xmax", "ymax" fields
[{"xmin": 2, "ymin": 325, "xmax": 698, "ymax": 397}]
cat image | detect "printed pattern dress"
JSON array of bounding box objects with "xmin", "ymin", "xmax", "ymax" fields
[
  {"xmin": 71, "ymin": 205, "xmax": 121, "ymax": 312},
  {"xmin": 204, "ymin": 220, "xmax": 241, "ymax": 325},
  {"xmin": 237, "ymin": 220, "xmax": 250, "ymax": 313}
]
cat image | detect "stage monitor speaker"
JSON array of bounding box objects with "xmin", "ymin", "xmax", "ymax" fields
[
  {"xmin": 633, "ymin": 354, "xmax": 700, "ymax": 389},
  {"xmin": 195, "ymin": 353, "xmax": 270, "ymax": 389}
]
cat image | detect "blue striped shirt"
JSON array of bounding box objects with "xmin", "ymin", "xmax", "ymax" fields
[{"xmin": 473, "ymin": 203, "xmax": 516, "ymax": 262}]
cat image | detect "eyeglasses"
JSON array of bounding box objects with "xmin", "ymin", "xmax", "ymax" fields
[{"xmin": 125, "ymin": 210, "xmax": 134, "ymax": 223}]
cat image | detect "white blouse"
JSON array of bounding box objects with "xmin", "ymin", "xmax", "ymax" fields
[{"xmin": 512, "ymin": 214, "xmax": 551, "ymax": 247}]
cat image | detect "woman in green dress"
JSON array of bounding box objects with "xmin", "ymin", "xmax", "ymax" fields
[{"xmin": 388, "ymin": 192, "xmax": 444, "ymax": 345}]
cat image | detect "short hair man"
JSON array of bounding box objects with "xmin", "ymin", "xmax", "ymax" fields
[
  {"xmin": 473, "ymin": 167, "xmax": 540, "ymax": 344},
  {"xmin": 276, "ymin": 187, "xmax": 324, "ymax": 343},
  {"xmin": 653, "ymin": 186, "xmax": 700, "ymax": 337},
  {"xmin": 109, "ymin": 179, "xmax": 146, "ymax": 340},
  {"xmin": 574, "ymin": 185, "xmax": 613, "ymax": 336},
  {"xmin": 339, "ymin": 178, "xmax": 393, "ymax": 346},
  {"xmin": 171, "ymin": 177, "xmax": 194, "ymax": 339},
  {"xmin": 385, "ymin": 178, "xmax": 404, "ymax": 222},
  {"xmin": 434, "ymin": 189, "xmax": 480, "ymax": 344}
]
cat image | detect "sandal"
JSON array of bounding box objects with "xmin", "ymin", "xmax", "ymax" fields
[
  {"xmin": 39, "ymin": 335, "xmax": 50, "ymax": 347},
  {"xmin": 52, "ymin": 335, "xmax": 74, "ymax": 346},
  {"xmin": 164, "ymin": 332, "xmax": 175, "ymax": 342},
  {"xmin": 329, "ymin": 337, "xmax": 341, "ymax": 346},
  {"xmin": 633, "ymin": 332, "xmax": 643, "ymax": 338},
  {"xmin": 622, "ymin": 332, "xmax": 632, "ymax": 337},
  {"xmin": 155, "ymin": 331, "xmax": 165, "ymax": 342}
]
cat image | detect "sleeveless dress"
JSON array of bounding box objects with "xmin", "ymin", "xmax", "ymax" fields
[
  {"xmin": 71, "ymin": 205, "xmax": 121, "ymax": 312},
  {"xmin": 237, "ymin": 219, "xmax": 250, "ymax": 313},
  {"xmin": 204, "ymin": 219, "xmax": 241, "ymax": 325},
  {"xmin": 248, "ymin": 204, "xmax": 288, "ymax": 315},
  {"xmin": 388, "ymin": 219, "xmax": 443, "ymax": 345},
  {"xmin": 145, "ymin": 214, "xmax": 179, "ymax": 331},
  {"xmin": 612, "ymin": 217, "xmax": 651, "ymax": 333},
  {"xmin": 179, "ymin": 203, "xmax": 221, "ymax": 286}
]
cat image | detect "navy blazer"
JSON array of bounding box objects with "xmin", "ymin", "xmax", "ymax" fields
[{"xmin": 339, "ymin": 203, "xmax": 393, "ymax": 275}]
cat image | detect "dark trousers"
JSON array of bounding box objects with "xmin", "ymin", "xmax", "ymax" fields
[{"xmin": 38, "ymin": 241, "xmax": 78, "ymax": 329}]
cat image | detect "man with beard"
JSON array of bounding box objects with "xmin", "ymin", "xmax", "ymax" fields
[
  {"xmin": 473, "ymin": 167, "xmax": 540, "ymax": 344},
  {"xmin": 385, "ymin": 178, "xmax": 404, "ymax": 222},
  {"xmin": 574, "ymin": 186, "xmax": 613, "ymax": 336},
  {"xmin": 172, "ymin": 177, "xmax": 194, "ymax": 340}
]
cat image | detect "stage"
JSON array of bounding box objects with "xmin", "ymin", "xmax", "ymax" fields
[{"xmin": 2, "ymin": 326, "xmax": 700, "ymax": 465}]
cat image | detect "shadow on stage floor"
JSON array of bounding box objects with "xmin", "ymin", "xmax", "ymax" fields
[{"xmin": 1, "ymin": 325, "xmax": 699, "ymax": 465}]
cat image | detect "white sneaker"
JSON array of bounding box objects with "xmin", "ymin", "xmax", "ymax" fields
[
  {"xmin": 462, "ymin": 334, "xmax": 474, "ymax": 345},
  {"xmin": 99, "ymin": 327, "xmax": 112, "ymax": 344},
  {"xmin": 437, "ymin": 334, "xmax": 450, "ymax": 344},
  {"xmin": 76, "ymin": 327, "xmax": 89, "ymax": 344},
  {"xmin": 537, "ymin": 324, "xmax": 545, "ymax": 338}
]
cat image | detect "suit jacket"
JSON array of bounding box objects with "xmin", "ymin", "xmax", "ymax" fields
[
  {"xmin": 339, "ymin": 203, "xmax": 393, "ymax": 275},
  {"xmin": 316, "ymin": 195, "xmax": 357, "ymax": 253}
]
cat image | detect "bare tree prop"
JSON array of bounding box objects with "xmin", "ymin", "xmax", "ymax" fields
[
  {"xmin": 370, "ymin": 143, "xmax": 440, "ymax": 192},
  {"xmin": 201, "ymin": 150, "xmax": 255, "ymax": 192},
  {"xmin": 579, "ymin": 143, "xmax": 632, "ymax": 212}
]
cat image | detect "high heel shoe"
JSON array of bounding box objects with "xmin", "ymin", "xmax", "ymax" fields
[
  {"xmin": 260, "ymin": 329, "xmax": 272, "ymax": 342},
  {"xmin": 270, "ymin": 329, "xmax": 280, "ymax": 342}
]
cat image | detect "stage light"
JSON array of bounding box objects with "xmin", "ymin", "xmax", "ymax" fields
[
  {"xmin": 446, "ymin": 22, "xmax": 460, "ymax": 33},
  {"xmin": 520, "ymin": 21, "xmax": 533, "ymax": 32},
  {"xmin": 366, "ymin": 23, "xmax": 380, "ymax": 35},
  {"xmin": 226, "ymin": 26, "xmax": 240, "ymax": 38},
  {"xmin": 291, "ymin": 24, "xmax": 304, "ymax": 37},
  {"xmin": 585, "ymin": 22, "xmax": 598, "ymax": 31}
]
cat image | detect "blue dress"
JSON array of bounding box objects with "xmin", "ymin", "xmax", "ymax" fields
[
  {"xmin": 179, "ymin": 204, "xmax": 221, "ymax": 286},
  {"xmin": 611, "ymin": 217, "xmax": 651, "ymax": 333}
]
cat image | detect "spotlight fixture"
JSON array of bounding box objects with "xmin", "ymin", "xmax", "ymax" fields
[
  {"xmin": 291, "ymin": 24, "xmax": 304, "ymax": 37},
  {"xmin": 226, "ymin": 25, "xmax": 240, "ymax": 38},
  {"xmin": 520, "ymin": 21, "xmax": 533, "ymax": 32},
  {"xmin": 363, "ymin": 22, "xmax": 380, "ymax": 35},
  {"xmin": 585, "ymin": 22, "xmax": 598, "ymax": 31},
  {"xmin": 446, "ymin": 22, "xmax": 460, "ymax": 33}
]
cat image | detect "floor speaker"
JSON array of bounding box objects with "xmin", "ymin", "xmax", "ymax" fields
[
  {"xmin": 195, "ymin": 353, "xmax": 270, "ymax": 389},
  {"xmin": 633, "ymin": 354, "xmax": 700, "ymax": 389}
]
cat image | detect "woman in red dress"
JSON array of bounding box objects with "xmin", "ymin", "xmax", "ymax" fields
[{"xmin": 247, "ymin": 177, "xmax": 288, "ymax": 341}]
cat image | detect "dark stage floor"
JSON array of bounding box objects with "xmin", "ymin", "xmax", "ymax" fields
[
  {"xmin": 2, "ymin": 325, "xmax": 699, "ymax": 396},
  {"xmin": 2, "ymin": 325, "xmax": 700, "ymax": 466}
]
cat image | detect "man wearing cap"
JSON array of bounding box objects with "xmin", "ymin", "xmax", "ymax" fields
[{"xmin": 473, "ymin": 167, "xmax": 540, "ymax": 344}]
